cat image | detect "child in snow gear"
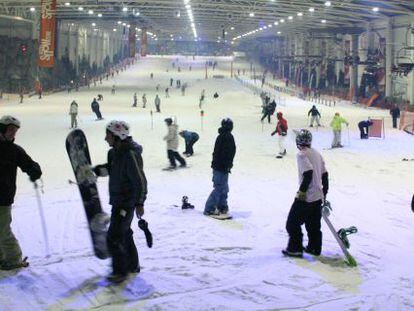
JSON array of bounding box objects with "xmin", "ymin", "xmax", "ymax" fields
[
  {"xmin": 94, "ymin": 120, "xmax": 148, "ymax": 283},
  {"xmin": 69, "ymin": 101, "xmax": 78, "ymax": 128},
  {"xmin": 204, "ymin": 118, "xmax": 236, "ymax": 216},
  {"xmin": 164, "ymin": 118, "xmax": 186, "ymax": 169},
  {"xmin": 271, "ymin": 112, "xmax": 288, "ymax": 157},
  {"xmin": 390, "ymin": 105, "xmax": 400, "ymax": 129},
  {"xmin": 179, "ymin": 130, "xmax": 199, "ymax": 156},
  {"xmin": 91, "ymin": 98, "xmax": 103, "ymax": 120},
  {"xmin": 329, "ymin": 113, "xmax": 349, "ymax": 148},
  {"xmin": 282, "ymin": 129, "xmax": 329, "ymax": 258},
  {"xmin": 0, "ymin": 115, "xmax": 42, "ymax": 270},
  {"xmin": 308, "ymin": 105, "xmax": 321, "ymax": 127},
  {"xmin": 358, "ymin": 118, "xmax": 373, "ymax": 139},
  {"xmin": 154, "ymin": 95, "xmax": 161, "ymax": 112}
]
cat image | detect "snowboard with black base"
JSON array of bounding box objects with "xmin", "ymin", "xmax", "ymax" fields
[{"xmin": 66, "ymin": 129, "xmax": 109, "ymax": 259}]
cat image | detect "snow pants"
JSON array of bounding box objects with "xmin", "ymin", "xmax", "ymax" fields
[
  {"xmin": 70, "ymin": 113, "xmax": 78, "ymax": 128},
  {"xmin": 332, "ymin": 130, "xmax": 342, "ymax": 147},
  {"xmin": 93, "ymin": 109, "xmax": 102, "ymax": 120},
  {"xmin": 204, "ymin": 170, "xmax": 229, "ymax": 214},
  {"xmin": 0, "ymin": 206, "xmax": 23, "ymax": 264},
  {"xmin": 358, "ymin": 123, "xmax": 368, "ymax": 139},
  {"xmin": 278, "ymin": 135, "xmax": 286, "ymax": 154},
  {"xmin": 285, "ymin": 199, "xmax": 322, "ymax": 253},
  {"xmin": 392, "ymin": 117, "xmax": 398, "ymax": 129},
  {"xmin": 184, "ymin": 136, "xmax": 199, "ymax": 155},
  {"xmin": 310, "ymin": 116, "xmax": 321, "ymax": 127},
  {"xmin": 167, "ymin": 150, "xmax": 186, "ymax": 167},
  {"xmin": 261, "ymin": 112, "xmax": 271, "ymax": 123},
  {"xmin": 107, "ymin": 205, "xmax": 138, "ymax": 276}
]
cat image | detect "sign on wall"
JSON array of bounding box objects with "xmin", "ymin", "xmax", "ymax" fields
[{"xmin": 38, "ymin": 0, "xmax": 56, "ymax": 67}]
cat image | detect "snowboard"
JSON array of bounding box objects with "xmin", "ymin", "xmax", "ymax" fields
[
  {"xmin": 321, "ymin": 201, "xmax": 357, "ymax": 267},
  {"xmin": 206, "ymin": 213, "xmax": 233, "ymax": 220},
  {"xmin": 162, "ymin": 165, "xmax": 191, "ymax": 171},
  {"xmin": 66, "ymin": 129, "xmax": 109, "ymax": 259}
]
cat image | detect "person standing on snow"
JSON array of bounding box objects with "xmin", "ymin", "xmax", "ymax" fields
[
  {"xmin": 132, "ymin": 93, "xmax": 138, "ymax": 107},
  {"xmin": 91, "ymin": 98, "xmax": 103, "ymax": 120},
  {"xmin": 271, "ymin": 112, "xmax": 288, "ymax": 158},
  {"xmin": 69, "ymin": 100, "xmax": 79, "ymax": 128},
  {"xmin": 179, "ymin": 130, "xmax": 199, "ymax": 156},
  {"xmin": 358, "ymin": 118, "xmax": 373, "ymax": 139},
  {"xmin": 163, "ymin": 118, "xmax": 186, "ymax": 169},
  {"xmin": 329, "ymin": 112, "xmax": 349, "ymax": 148},
  {"xmin": 93, "ymin": 120, "xmax": 147, "ymax": 283},
  {"xmin": 0, "ymin": 115, "xmax": 42, "ymax": 270},
  {"xmin": 390, "ymin": 104, "xmax": 400, "ymax": 129},
  {"xmin": 204, "ymin": 118, "xmax": 236, "ymax": 216},
  {"xmin": 142, "ymin": 94, "xmax": 147, "ymax": 108},
  {"xmin": 282, "ymin": 129, "xmax": 329, "ymax": 258},
  {"xmin": 154, "ymin": 95, "xmax": 161, "ymax": 112},
  {"xmin": 308, "ymin": 105, "xmax": 321, "ymax": 127}
]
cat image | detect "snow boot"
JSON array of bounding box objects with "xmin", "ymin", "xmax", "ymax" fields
[
  {"xmin": 282, "ymin": 249, "xmax": 303, "ymax": 258},
  {"xmin": 107, "ymin": 273, "xmax": 129, "ymax": 284},
  {"xmin": 0, "ymin": 257, "xmax": 29, "ymax": 270}
]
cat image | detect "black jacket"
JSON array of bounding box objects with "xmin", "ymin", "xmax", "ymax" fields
[
  {"xmin": 308, "ymin": 107, "xmax": 321, "ymax": 117},
  {"xmin": 0, "ymin": 138, "xmax": 42, "ymax": 205},
  {"xmin": 91, "ymin": 100, "xmax": 99, "ymax": 111},
  {"xmin": 390, "ymin": 107, "xmax": 400, "ymax": 119},
  {"xmin": 211, "ymin": 127, "xmax": 236, "ymax": 173}
]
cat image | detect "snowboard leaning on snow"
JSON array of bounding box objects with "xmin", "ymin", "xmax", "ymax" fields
[
  {"xmin": 66, "ymin": 129, "xmax": 109, "ymax": 259},
  {"xmin": 321, "ymin": 201, "xmax": 357, "ymax": 267}
]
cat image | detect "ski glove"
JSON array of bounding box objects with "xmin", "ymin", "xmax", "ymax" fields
[
  {"xmin": 93, "ymin": 165, "xmax": 109, "ymax": 177},
  {"xmin": 296, "ymin": 191, "xmax": 306, "ymax": 201},
  {"xmin": 135, "ymin": 204, "xmax": 144, "ymax": 217}
]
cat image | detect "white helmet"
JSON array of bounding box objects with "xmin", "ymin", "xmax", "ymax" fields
[
  {"xmin": 106, "ymin": 120, "xmax": 130, "ymax": 140},
  {"xmin": 0, "ymin": 115, "xmax": 21, "ymax": 128}
]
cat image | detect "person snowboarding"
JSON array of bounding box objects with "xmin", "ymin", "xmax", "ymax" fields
[
  {"xmin": 179, "ymin": 130, "xmax": 199, "ymax": 156},
  {"xmin": 91, "ymin": 98, "xmax": 103, "ymax": 120},
  {"xmin": 142, "ymin": 94, "xmax": 147, "ymax": 108},
  {"xmin": 69, "ymin": 100, "xmax": 79, "ymax": 129},
  {"xmin": 163, "ymin": 118, "xmax": 186, "ymax": 169},
  {"xmin": 154, "ymin": 95, "xmax": 161, "ymax": 112},
  {"xmin": 390, "ymin": 104, "xmax": 400, "ymax": 129},
  {"xmin": 204, "ymin": 118, "xmax": 236, "ymax": 217},
  {"xmin": 308, "ymin": 105, "xmax": 321, "ymax": 127},
  {"xmin": 282, "ymin": 129, "xmax": 329, "ymax": 258},
  {"xmin": 132, "ymin": 93, "xmax": 138, "ymax": 107},
  {"xmin": 358, "ymin": 118, "xmax": 373, "ymax": 139},
  {"xmin": 93, "ymin": 120, "xmax": 147, "ymax": 283},
  {"xmin": 271, "ymin": 112, "xmax": 288, "ymax": 158},
  {"xmin": 0, "ymin": 115, "xmax": 42, "ymax": 270},
  {"xmin": 329, "ymin": 113, "xmax": 349, "ymax": 148}
]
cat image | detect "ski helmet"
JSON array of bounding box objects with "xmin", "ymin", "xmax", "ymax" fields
[
  {"xmin": 0, "ymin": 115, "xmax": 20, "ymax": 134},
  {"xmin": 164, "ymin": 117, "xmax": 173, "ymax": 125},
  {"xmin": 221, "ymin": 117, "xmax": 233, "ymax": 131},
  {"xmin": 106, "ymin": 120, "xmax": 130, "ymax": 140},
  {"xmin": 295, "ymin": 129, "xmax": 312, "ymax": 147}
]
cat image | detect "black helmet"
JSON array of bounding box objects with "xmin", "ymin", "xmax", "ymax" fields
[
  {"xmin": 296, "ymin": 129, "xmax": 312, "ymax": 147},
  {"xmin": 164, "ymin": 118, "xmax": 173, "ymax": 125},
  {"xmin": 221, "ymin": 117, "xmax": 233, "ymax": 131}
]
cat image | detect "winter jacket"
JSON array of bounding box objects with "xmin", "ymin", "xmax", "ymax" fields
[
  {"xmin": 330, "ymin": 115, "xmax": 348, "ymax": 131},
  {"xmin": 211, "ymin": 127, "xmax": 236, "ymax": 173},
  {"xmin": 104, "ymin": 138, "xmax": 147, "ymax": 208},
  {"xmin": 274, "ymin": 116, "xmax": 288, "ymax": 136},
  {"xmin": 91, "ymin": 100, "xmax": 99, "ymax": 112},
  {"xmin": 268, "ymin": 101, "xmax": 277, "ymax": 115},
  {"xmin": 308, "ymin": 107, "xmax": 321, "ymax": 117},
  {"xmin": 390, "ymin": 107, "xmax": 400, "ymax": 119},
  {"xmin": 180, "ymin": 130, "xmax": 199, "ymax": 143},
  {"xmin": 155, "ymin": 97, "xmax": 161, "ymax": 106},
  {"xmin": 358, "ymin": 120, "xmax": 373, "ymax": 128},
  {"xmin": 70, "ymin": 102, "xmax": 78, "ymax": 114},
  {"xmin": 0, "ymin": 135, "xmax": 42, "ymax": 205},
  {"xmin": 164, "ymin": 124, "xmax": 179, "ymax": 151}
]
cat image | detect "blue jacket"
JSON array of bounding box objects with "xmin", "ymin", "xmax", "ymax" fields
[{"xmin": 180, "ymin": 130, "xmax": 199, "ymax": 142}]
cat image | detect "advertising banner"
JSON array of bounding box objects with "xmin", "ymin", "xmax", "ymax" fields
[{"xmin": 38, "ymin": 0, "xmax": 57, "ymax": 67}]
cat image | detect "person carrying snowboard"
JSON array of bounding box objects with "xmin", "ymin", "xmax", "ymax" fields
[
  {"xmin": 204, "ymin": 118, "xmax": 236, "ymax": 216},
  {"xmin": 93, "ymin": 120, "xmax": 148, "ymax": 283},
  {"xmin": 282, "ymin": 129, "xmax": 329, "ymax": 258},
  {"xmin": 69, "ymin": 100, "xmax": 78, "ymax": 129},
  {"xmin": 179, "ymin": 130, "xmax": 199, "ymax": 156},
  {"xmin": 163, "ymin": 118, "xmax": 186, "ymax": 169},
  {"xmin": 0, "ymin": 115, "xmax": 42, "ymax": 270},
  {"xmin": 271, "ymin": 112, "xmax": 288, "ymax": 157},
  {"xmin": 308, "ymin": 105, "xmax": 321, "ymax": 127},
  {"xmin": 329, "ymin": 112, "xmax": 348, "ymax": 148},
  {"xmin": 91, "ymin": 98, "xmax": 103, "ymax": 120}
]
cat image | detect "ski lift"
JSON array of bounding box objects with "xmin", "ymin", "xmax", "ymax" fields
[{"xmin": 393, "ymin": 47, "xmax": 414, "ymax": 77}]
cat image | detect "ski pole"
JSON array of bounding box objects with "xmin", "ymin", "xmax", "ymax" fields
[
  {"xmin": 347, "ymin": 126, "xmax": 350, "ymax": 146},
  {"xmin": 34, "ymin": 180, "xmax": 50, "ymax": 257}
]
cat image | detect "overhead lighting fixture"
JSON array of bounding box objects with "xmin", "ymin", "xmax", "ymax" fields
[
  {"xmin": 136, "ymin": 12, "xmax": 140, "ymax": 16},
  {"xmin": 372, "ymin": 7, "xmax": 379, "ymax": 12},
  {"xmin": 30, "ymin": 7, "xmax": 35, "ymax": 12},
  {"xmin": 231, "ymin": 26, "xmax": 234, "ymax": 30},
  {"xmin": 122, "ymin": 23, "xmax": 126, "ymax": 26},
  {"xmin": 94, "ymin": 28, "xmax": 98, "ymax": 31},
  {"xmin": 274, "ymin": 21, "xmax": 279, "ymax": 25},
  {"xmin": 91, "ymin": 23, "xmax": 96, "ymax": 26},
  {"xmin": 277, "ymin": 31, "xmax": 281, "ymax": 34},
  {"xmin": 309, "ymin": 7, "xmax": 315, "ymax": 12},
  {"xmin": 321, "ymin": 19, "xmax": 327, "ymax": 23},
  {"xmin": 88, "ymin": 10, "xmax": 93, "ymax": 15},
  {"xmin": 268, "ymin": 24, "xmax": 272, "ymax": 28},
  {"xmin": 78, "ymin": 7, "xmax": 83, "ymax": 11},
  {"xmin": 297, "ymin": 12, "xmax": 303, "ymax": 16},
  {"xmin": 98, "ymin": 13, "xmax": 102, "ymax": 17},
  {"xmin": 325, "ymin": 1, "xmax": 331, "ymax": 6},
  {"xmin": 249, "ymin": 12, "xmax": 255, "ymax": 17},
  {"xmin": 113, "ymin": 28, "xmax": 117, "ymax": 32},
  {"xmin": 64, "ymin": 2, "xmax": 70, "ymax": 6},
  {"xmin": 288, "ymin": 16, "xmax": 293, "ymax": 20},
  {"xmin": 117, "ymin": 21, "xmax": 122, "ymax": 24},
  {"xmin": 122, "ymin": 7, "xmax": 128, "ymax": 12},
  {"xmin": 280, "ymin": 19, "xmax": 285, "ymax": 23}
]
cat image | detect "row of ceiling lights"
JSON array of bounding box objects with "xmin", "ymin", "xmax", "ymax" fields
[
  {"xmin": 233, "ymin": 1, "xmax": 381, "ymax": 41},
  {"xmin": 184, "ymin": 0, "xmax": 198, "ymax": 40}
]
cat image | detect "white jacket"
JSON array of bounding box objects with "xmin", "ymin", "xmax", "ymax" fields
[
  {"xmin": 70, "ymin": 102, "xmax": 78, "ymax": 114},
  {"xmin": 164, "ymin": 124, "xmax": 179, "ymax": 151}
]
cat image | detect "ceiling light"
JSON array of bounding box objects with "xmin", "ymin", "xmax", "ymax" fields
[
  {"xmin": 274, "ymin": 21, "xmax": 279, "ymax": 25},
  {"xmin": 268, "ymin": 24, "xmax": 272, "ymax": 28},
  {"xmin": 91, "ymin": 23, "xmax": 96, "ymax": 26},
  {"xmin": 249, "ymin": 12, "xmax": 254, "ymax": 17},
  {"xmin": 98, "ymin": 13, "xmax": 102, "ymax": 17},
  {"xmin": 78, "ymin": 7, "xmax": 83, "ymax": 11},
  {"xmin": 122, "ymin": 7, "xmax": 128, "ymax": 12},
  {"xmin": 30, "ymin": 7, "xmax": 35, "ymax": 12},
  {"xmin": 297, "ymin": 12, "xmax": 303, "ymax": 16},
  {"xmin": 288, "ymin": 16, "xmax": 293, "ymax": 20},
  {"xmin": 113, "ymin": 28, "xmax": 117, "ymax": 32},
  {"xmin": 88, "ymin": 10, "xmax": 93, "ymax": 15},
  {"xmin": 117, "ymin": 21, "xmax": 122, "ymax": 24},
  {"xmin": 64, "ymin": 2, "xmax": 70, "ymax": 6},
  {"xmin": 94, "ymin": 28, "xmax": 98, "ymax": 31},
  {"xmin": 321, "ymin": 19, "xmax": 326, "ymax": 23},
  {"xmin": 372, "ymin": 7, "xmax": 379, "ymax": 12},
  {"xmin": 325, "ymin": 1, "xmax": 331, "ymax": 6},
  {"xmin": 122, "ymin": 23, "xmax": 126, "ymax": 26},
  {"xmin": 309, "ymin": 7, "xmax": 315, "ymax": 12},
  {"xmin": 231, "ymin": 26, "xmax": 234, "ymax": 30},
  {"xmin": 277, "ymin": 31, "xmax": 281, "ymax": 34},
  {"xmin": 280, "ymin": 19, "xmax": 285, "ymax": 23},
  {"xmin": 136, "ymin": 12, "xmax": 140, "ymax": 16}
]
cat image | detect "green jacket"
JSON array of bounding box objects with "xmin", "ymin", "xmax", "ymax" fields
[{"xmin": 330, "ymin": 115, "xmax": 348, "ymax": 131}]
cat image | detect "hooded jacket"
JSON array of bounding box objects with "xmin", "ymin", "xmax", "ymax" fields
[
  {"xmin": 164, "ymin": 124, "xmax": 179, "ymax": 151},
  {"xmin": 330, "ymin": 115, "xmax": 348, "ymax": 131},
  {"xmin": 211, "ymin": 126, "xmax": 236, "ymax": 173}
]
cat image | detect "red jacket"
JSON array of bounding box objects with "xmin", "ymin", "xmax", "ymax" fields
[{"xmin": 275, "ymin": 117, "xmax": 288, "ymax": 135}]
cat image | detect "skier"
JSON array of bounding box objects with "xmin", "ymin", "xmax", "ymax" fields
[
  {"xmin": 358, "ymin": 118, "xmax": 373, "ymax": 139},
  {"xmin": 163, "ymin": 118, "xmax": 186, "ymax": 169},
  {"xmin": 308, "ymin": 105, "xmax": 321, "ymax": 127},
  {"xmin": 154, "ymin": 95, "xmax": 161, "ymax": 112},
  {"xmin": 390, "ymin": 104, "xmax": 400, "ymax": 129},
  {"xmin": 165, "ymin": 87, "xmax": 170, "ymax": 98},
  {"xmin": 132, "ymin": 93, "xmax": 137, "ymax": 107},
  {"xmin": 93, "ymin": 120, "xmax": 147, "ymax": 283},
  {"xmin": 204, "ymin": 118, "xmax": 236, "ymax": 216},
  {"xmin": 199, "ymin": 89, "xmax": 205, "ymax": 108},
  {"xmin": 142, "ymin": 94, "xmax": 147, "ymax": 108},
  {"xmin": 271, "ymin": 112, "xmax": 288, "ymax": 158},
  {"xmin": 179, "ymin": 130, "xmax": 199, "ymax": 156},
  {"xmin": 261, "ymin": 99, "xmax": 276, "ymax": 123},
  {"xmin": 329, "ymin": 113, "xmax": 349, "ymax": 148},
  {"xmin": 282, "ymin": 129, "xmax": 329, "ymax": 258},
  {"xmin": 0, "ymin": 115, "xmax": 42, "ymax": 270},
  {"xmin": 170, "ymin": 78, "xmax": 173, "ymax": 87},
  {"xmin": 181, "ymin": 84, "xmax": 186, "ymax": 96},
  {"xmin": 111, "ymin": 85, "xmax": 116, "ymax": 95},
  {"xmin": 69, "ymin": 100, "xmax": 78, "ymax": 129},
  {"xmin": 91, "ymin": 98, "xmax": 103, "ymax": 120}
]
